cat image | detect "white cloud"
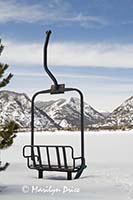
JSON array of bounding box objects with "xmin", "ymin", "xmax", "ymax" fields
[
  {"xmin": 0, "ymin": 0, "xmax": 106, "ymax": 27},
  {"xmin": 1, "ymin": 39, "xmax": 133, "ymax": 68},
  {"xmin": 13, "ymin": 72, "xmax": 123, "ymax": 82},
  {"xmin": 63, "ymin": 13, "xmax": 107, "ymax": 27},
  {"xmin": 49, "ymin": 42, "xmax": 133, "ymax": 68},
  {"xmin": 0, "ymin": 0, "xmax": 44, "ymax": 23},
  {"xmin": 1, "ymin": 40, "xmax": 42, "ymax": 65}
]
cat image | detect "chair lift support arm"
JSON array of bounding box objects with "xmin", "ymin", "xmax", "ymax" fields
[{"xmin": 43, "ymin": 30, "xmax": 65, "ymax": 94}]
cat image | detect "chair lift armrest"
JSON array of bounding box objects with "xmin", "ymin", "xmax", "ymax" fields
[
  {"xmin": 27, "ymin": 155, "xmax": 40, "ymax": 167},
  {"xmin": 23, "ymin": 145, "xmax": 31, "ymax": 158},
  {"xmin": 23, "ymin": 145, "xmax": 39, "ymax": 158},
  {"xmin": 73, "ymin": 157, "xmax": 82, "ymax": 168},
  {"xmin": 26, "ymin": 155, "xmax": 39, "ymax": 159},
  {"xmin": 23, "ymin": 146, "xmax": 40, "ymax": 164}
]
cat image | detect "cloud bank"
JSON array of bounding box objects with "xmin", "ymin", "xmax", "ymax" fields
[
  {"xmin": 1, "ymin": 40, "xmax": 133, "ymax": 68},
  {"xmin": 0, "ymin": 0, "xmax": 106, "ymax": 27}
]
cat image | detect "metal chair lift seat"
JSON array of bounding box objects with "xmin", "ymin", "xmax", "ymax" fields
[
  {"xmin": 23, "ymin": 145, "xmax": 84, "ymax": 180},
  {"xmin": 23, "ymin": 30, "xmax": 86, "ymax": 180}
]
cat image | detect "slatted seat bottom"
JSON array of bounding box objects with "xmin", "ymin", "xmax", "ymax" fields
[
  {"xmin": 23, "ymin": 145, "xmax": 84, "ymax": 179},
  {"xmin": 29, "ymin": 164, "xmax": 80, "ymax": 172}
]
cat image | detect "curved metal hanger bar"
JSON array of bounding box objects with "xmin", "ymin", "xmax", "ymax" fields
[{"xmin": 43, "ymin": 30, "xmax": 59, "ymax": 88}]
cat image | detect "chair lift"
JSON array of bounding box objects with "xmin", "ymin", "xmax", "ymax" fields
[{"xmin": 23, "ymin": 30, "xmax": 87, "ymax": 180}]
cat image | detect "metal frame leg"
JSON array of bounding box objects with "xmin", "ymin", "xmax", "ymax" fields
[
  {"xmin": 67, "ymin": 172, "xmax": 72, "ymax": 180},
  {"xmin": 38, "ymin": 170, "xmax": 43, "ymax": 179}
]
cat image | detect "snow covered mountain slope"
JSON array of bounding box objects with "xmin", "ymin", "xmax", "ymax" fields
[
  {"xmin": 35, "ymin": 97, "xmax": 105, "ymax": 129},
  {"xmin": 0, "ymin": 90, "xmax": 60, "ymax": 129},
  {"xmin": 1, "ymin": 91, "xmax": 133, "ymax": 130},
  {"xmin": 104, "ymin": 96, "xmax": 133, "ymax": 127}
]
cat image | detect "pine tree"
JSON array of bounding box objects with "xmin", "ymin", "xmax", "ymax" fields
[
  {"xmin": 0, "ymin": 39, "xmax": 18, "ymax": 171},
  {"xmin": 0, "ymin": 39, "xmax": 13, "ymax": 87},
  {"xmin": 0, "ymin": 121, "xmax": 19, "ymax": 149}
]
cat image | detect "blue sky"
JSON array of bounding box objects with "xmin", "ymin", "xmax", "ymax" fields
[{"xmin": 1, "ymin": 0, "xmax": 133, "ymax": 112}]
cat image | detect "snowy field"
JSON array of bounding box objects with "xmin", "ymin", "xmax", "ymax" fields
[{"xmin": 1, "ymin": 130, "xmax": 133, "ymax": 200}]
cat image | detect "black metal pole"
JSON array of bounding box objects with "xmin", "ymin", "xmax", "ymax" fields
[
  {"xmin": 31, "ymin": 90, "xmax": 51, "ymax": 147},
  {"xmin": 31, "ymin": 95, "xmax": 35, "ymax": 146},
  {"xmin": 43, "ymin": 30, "xmax": 59, "ymax": 88},
  {"xmin": 65, "ymin": 88, "xmax": 85, "ymax": 165}
]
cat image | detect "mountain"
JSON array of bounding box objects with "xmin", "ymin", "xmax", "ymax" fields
[
  {"xmin": 102, "ymin": 96, "xmax": 133, "ymax": 128},
  {"xmin": 0, "ymin": 90, "xmax": 61, "ymax": 129},
  {"xmin": 101, "ymin": 112, "xmax": 110, "ymax": 118},
  {"xmin": 35, "ymin": 97, "xmax": 105, "ymax": 129},
  {"xmin": 4, "ymin": 90, "xmax": 133, "ymax": 131}
]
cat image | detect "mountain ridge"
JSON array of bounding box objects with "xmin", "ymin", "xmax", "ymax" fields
[
  {"xmin": 0, "ymin": 90, "xmax": 133, "ymax": 130},
  {"xmin": 0, "ymin": 90, "xmax": 61, "ymax": 129},
  {"xmin": 35, "ymin": 97, "xmax": 105, "ymax": 129}
]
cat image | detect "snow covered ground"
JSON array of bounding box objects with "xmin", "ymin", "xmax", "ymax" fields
[{"xmin": 1, "ymin": 130, "xmax": 133, "ymax": 200}]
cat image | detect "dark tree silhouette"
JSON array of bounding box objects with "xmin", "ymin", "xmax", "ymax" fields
[
  {"xmin": 0, "ymin": 39, "xmax": 13, "ymax": 88},
  {"xmin": 0, "ymin": 39, "xmax": 19, "ymax": 171}
]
